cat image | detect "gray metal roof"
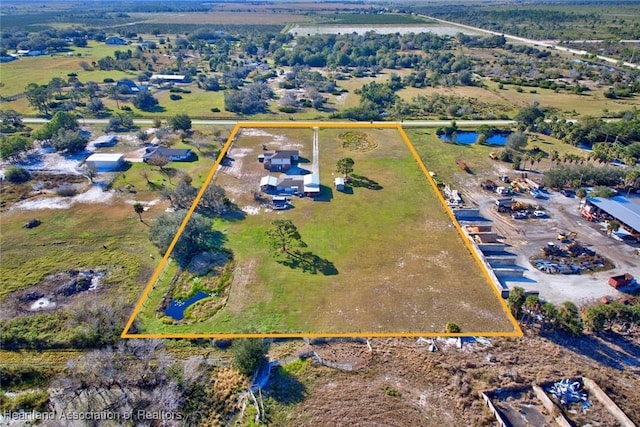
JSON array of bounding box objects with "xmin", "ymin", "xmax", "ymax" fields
[{"xmin": 588, "ymin": 196, "xmax": 640, "ymax": 232}]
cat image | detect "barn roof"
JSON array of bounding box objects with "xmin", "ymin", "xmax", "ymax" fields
[{"xmin": 588, "ymin": 196, "xmax": 640, "ymax": 232}]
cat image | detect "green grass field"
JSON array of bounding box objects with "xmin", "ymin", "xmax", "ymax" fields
[
  {"xmin": 0, "ymin": 201, "xmax": 158, "ymax": 301},
  {"xmin": 0, "ymin": 42, "xmax": 137, "ymax": 99},
  {"xmin": 314, "ymin": 13, "xmax": 433, "ymax": 25},
  {"xmin": 132, "ymin": 125, "xmax": 517, "ymax": 336}
]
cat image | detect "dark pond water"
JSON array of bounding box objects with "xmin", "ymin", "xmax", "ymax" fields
[
  {"xmin": 165, "ymin": 290, "xmax": 209, "ymax": 320},
  {"xmin": 439, "ymin": 131, "xmax": 509, "ymax": 146}
]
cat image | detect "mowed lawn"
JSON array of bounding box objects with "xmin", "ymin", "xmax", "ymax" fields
[{"xmin": 135, "ymin": 126, "xmax": 517, "ymax": 335}]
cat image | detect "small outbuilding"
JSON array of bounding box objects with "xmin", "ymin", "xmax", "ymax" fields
[
  {"xmin": 105, "ymin": 36, "xmax": 128, "ymax": 45},
  {"xmin": 86, "ymin": 153, "xmax": 125, "ymax": 172},
  {"xmin": 150, "ymin": 74, "xmax": 187, "ymax": 83},
  {"xmin": 115, "ymin": 79, "xmax": 140, "ymax": 94},
  {"xmin": 91, "ymin": 135, "xmax": 118, "ymax": 147},
  {"xmin": 303, "ymin": 173, "xmax": 320, "ymax": 196},
  {"xmin": 334, "ymin": 177, "xmax": 345, "ymax": 191},
  {"xmin": 260, "ymin": 175, "xmax": 278, "ymax": 192}
]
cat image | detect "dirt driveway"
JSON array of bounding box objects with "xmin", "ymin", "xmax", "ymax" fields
[{"xmin": 455, "ymin": 167, "xmax": 639, "ymax": 305}]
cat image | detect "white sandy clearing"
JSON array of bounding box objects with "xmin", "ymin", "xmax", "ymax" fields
[
  {"xmin": 13, "ymin": 186, "xmax": 114, "ymax": 211},
  {"xmin": 30, "ymin": 298, "xmax": 56, "ymax": 311},
  {"xmin": 241, "ymin": 129, "xmax": 274, "ymax": 137},
  {"xmin": 125, "ymin": 199, "xmax": 161, "ymax": 209},
  {"xmin": 242, "ymin": 206, "xmax": 260, "ymax": 215}
]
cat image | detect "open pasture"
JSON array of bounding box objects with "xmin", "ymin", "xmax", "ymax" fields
[{"xmin": 128, "ymin": 123, "xmax": 519, "ymax": 337}]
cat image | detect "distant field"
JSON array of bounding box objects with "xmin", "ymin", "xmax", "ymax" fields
[
  {"xmin": 314, "ymin": 13, "xmax": 433, "ymax": 25},
  {"xmin": 397, "ymin": 81, "xmax": 640, "ymax": 119},
  {"xmin": 0, "ymin": 42, "xmax": 137, "ymax": 98},
  {"xmin": 129, "ymin": 123, "xmax": 519, "ymax": 337},
  {"xmin": 290, "ymin": 23, "xmax": 482, "ymax": 36},
  {"xmin": 129, "ymin": 11, "xmax": 312, "ymax": 25}
]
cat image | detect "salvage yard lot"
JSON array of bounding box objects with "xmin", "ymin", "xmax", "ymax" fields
[{"xmin": 129, "ymin": 123, "xmax": 519, "ymax": 337}]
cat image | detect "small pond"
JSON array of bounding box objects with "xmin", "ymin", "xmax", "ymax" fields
[
  {"xmin": 439, "ymin": 131, "xmax": 509, "ymax": 146},
  {"xmin": 165, "ymin": 290, "xmax": 210, "ymax": 321}
]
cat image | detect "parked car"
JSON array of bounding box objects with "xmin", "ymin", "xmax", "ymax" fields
[
  {"xmin": 512, "ymin": 211, "xmax": 528, "ymax": 220},
  {"xmin": 533, "ymin": 210, "xmax": 547, "ymax": 218}
]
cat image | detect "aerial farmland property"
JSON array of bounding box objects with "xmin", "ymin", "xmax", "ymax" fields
[
  {"xmin": 128, "ymin": 124, "xmax": 519, "ymax": 336},
  {"xmin": 2, "ymin": 0, "xmax": 640, "ymax": 424}
]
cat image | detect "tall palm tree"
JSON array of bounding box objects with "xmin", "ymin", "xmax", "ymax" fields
[{"xmin": 133, "ymin": 202, "xmax": 145, "ymax": 222}]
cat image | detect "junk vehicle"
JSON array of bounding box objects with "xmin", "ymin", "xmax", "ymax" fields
[{"xmin": 608, "ymin": 273, "xmax": 634, "ymax": 289}]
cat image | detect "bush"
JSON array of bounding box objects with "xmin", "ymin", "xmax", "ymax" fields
[
  {"xmin": 445, "ymin": 322, "xmax": 461, "ymax": 333},
  {"xmin": 0, "ymin": 366, "xmax": 53, "ymax": 389},
  {"xmin": 169, "ymin": 94, "xmax": 182, "ymax": 101},
  {"xmin": 3, "ymin": 390, "xmax": 49, "ymax": 412},
  {"xmin": 210, "ymin": 107, "xmax": 220, "ymax": 113},
  {"xmin": 232, "ymin": 339, "xmax": 268, "ymax": 377},
  {"xmin": 4, "ymin": 165, "xmax": 30, "ymax": 183},
  {"xmin": 56, "ymin": 184, "xmax": 78, "ymax": 197}
]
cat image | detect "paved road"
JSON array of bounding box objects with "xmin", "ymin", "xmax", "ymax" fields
[
  {"xmin": 420, "ymin": 14, "xmax": 640, "ymax": 70},
  {"xmin": 21, "ymin": 117, "xmax": 521, "ymax": 128},
  {"xmin": 21, "ymin": 118, "xmax": 240, "ymax": 126}
]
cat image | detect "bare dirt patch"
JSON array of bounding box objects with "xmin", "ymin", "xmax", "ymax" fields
[
  {"xmin": 0, "ymin": 269, "xmax": 106, "ymax": 320},
  {"xmin": 224, "ymin": 258, "xmax": 262, "ymax": 316},
  {"xmin": 270, "ymin": 332, "xmax": 640, "ymax": 426},
  {"xmin": 11, "ymin": 184, "xmax": 114, "ymax": 211}
]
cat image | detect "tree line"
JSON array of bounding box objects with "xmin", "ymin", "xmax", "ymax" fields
[{"xmin": 508, "ymin": 286, "xmax": 640, "ymax": 336}]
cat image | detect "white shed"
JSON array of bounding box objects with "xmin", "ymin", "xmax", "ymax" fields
[
  {"xmin": 86, "ymin": 153, "xmax": 125, "ymax": 172},
  {"xmin": 303, "ymin": 173, "xmax": 320, "ymax": 195},
  {"xmin": 334, "ymin": 177, "xmax": 345, "ymax": 191}
]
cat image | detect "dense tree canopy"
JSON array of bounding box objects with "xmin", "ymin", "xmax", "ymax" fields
[
  {"xmin": 133, "ymin": 91, "xmax": 159, "ymax": 111},
  {"xmin": 25, "ymin": 83, "xmax": 51, "ymax": 115},
  {"xmin": 51, "ymin": 129, "xmax": 88, "ymax": 153},
  {"xmin": 336, "ymin": 157, "xmax": 355, "ymax": 178},
  {"xmin": 33, "ymin": 111, "xmax": 79, "ymax": 141},
  {"xmin": 232, "ymin": 339, "xmax": 269, "ymax": 377},
  {"xmin": 149, "ymin": 210, "xmax": 220, "ymax": 265},
  {"xmin": 167, "ymin": 114, "xmax": 192, "ymax": 132},
  {"xmin": 0, "ymin": 134, "xmax": 32, "ymax": 161},
  {"xmin": 0, "ymin": 109, "xmax": 24, "ymax": 131},
  {"xmin": 224, "ymin": 83, "xmax": 272, "ymax": 114}
]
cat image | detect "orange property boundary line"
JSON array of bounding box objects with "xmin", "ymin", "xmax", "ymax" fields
[{"xmin": 122, "ymin": 122, "xmax": 522, "ymax": 339}]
